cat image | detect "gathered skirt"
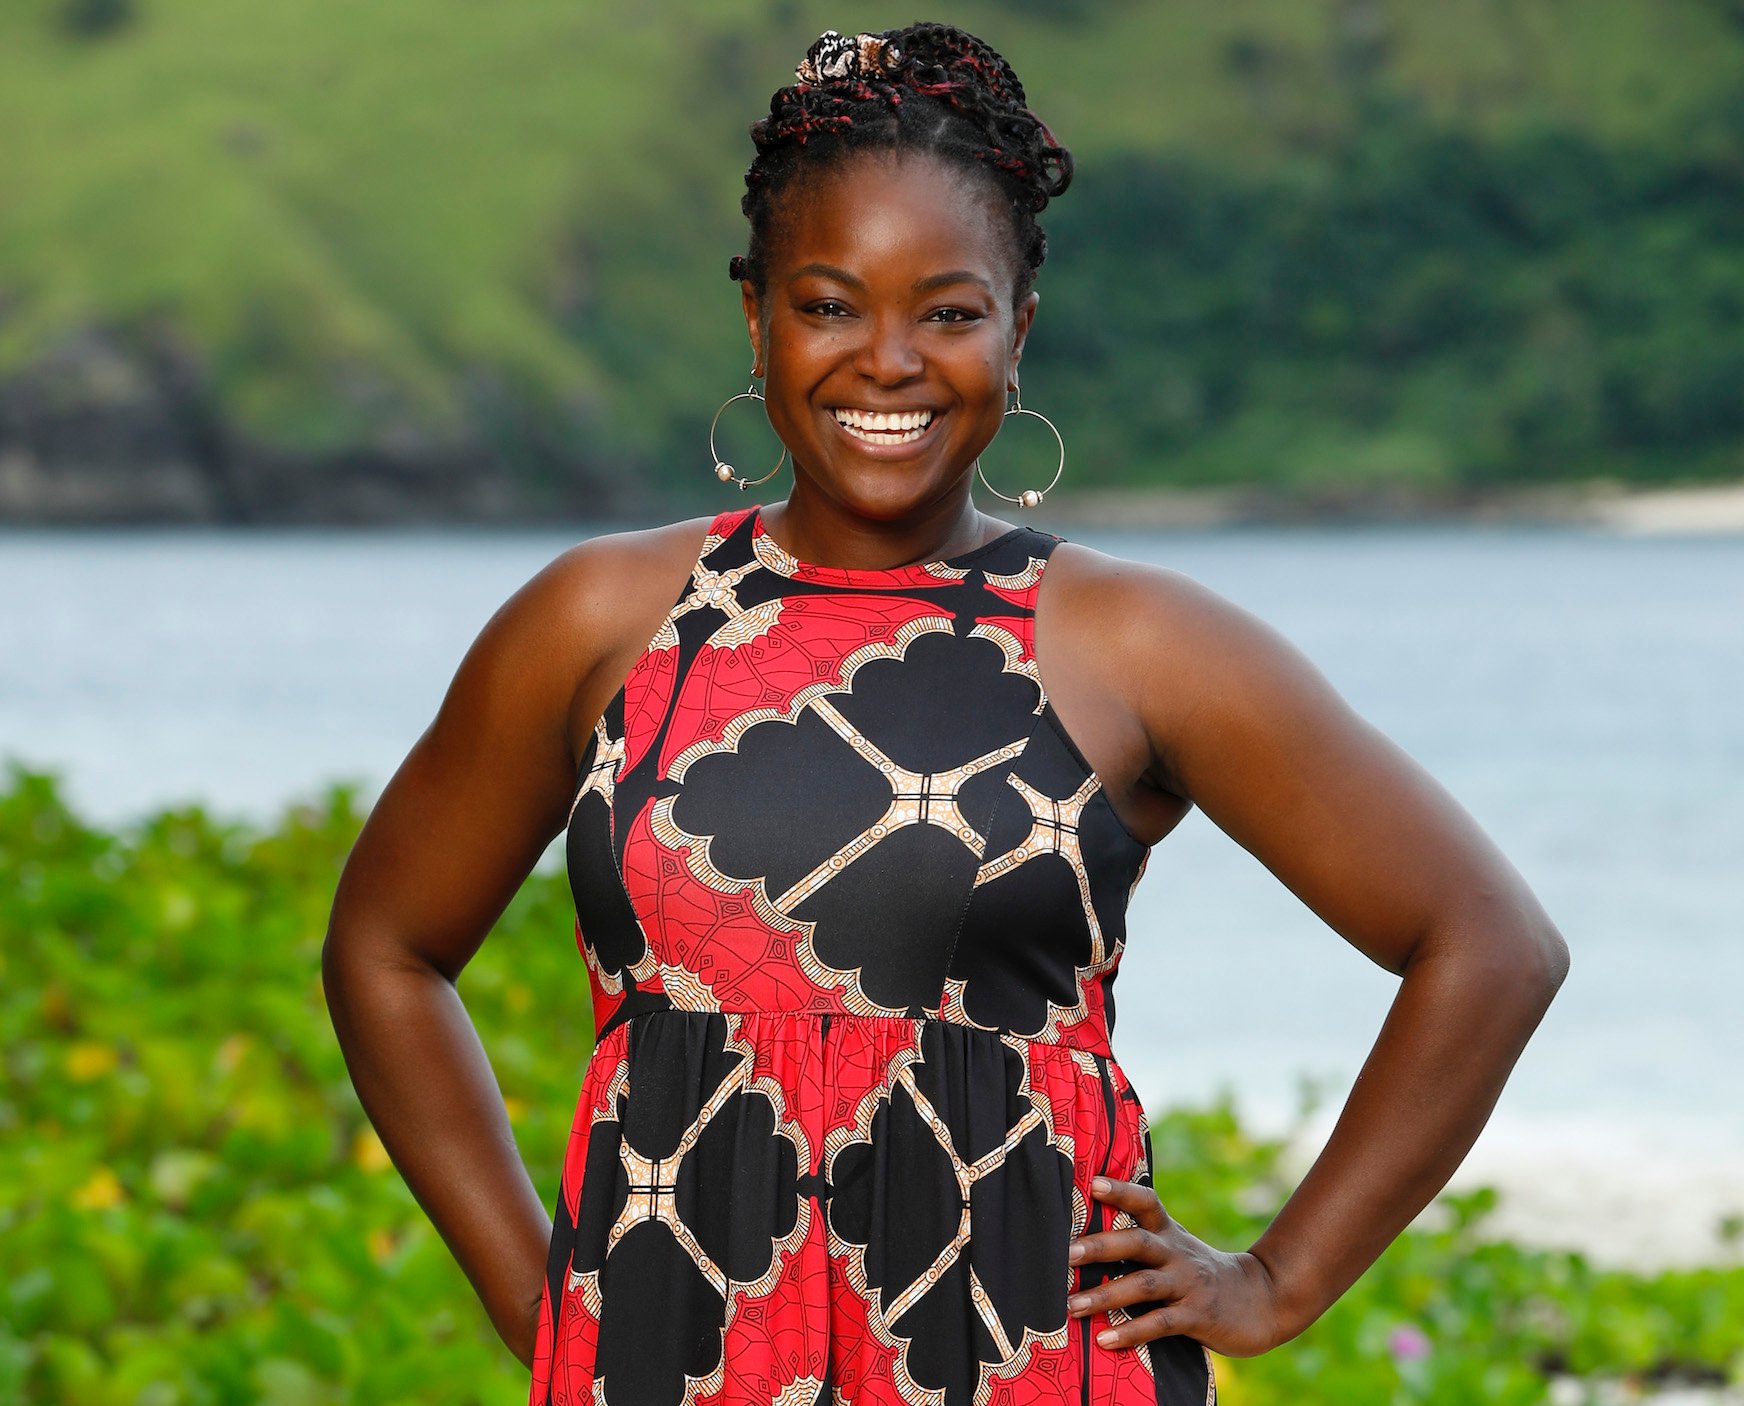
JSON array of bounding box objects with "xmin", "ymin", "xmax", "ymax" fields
[{"xmin": 529, "ymin": 1007, "xmax": 1217, "ymax": 1406}]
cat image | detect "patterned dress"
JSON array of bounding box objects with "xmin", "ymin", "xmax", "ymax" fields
[{"xmin": 528, "ymin": 503, "xmax": 1217, "ymax": 1406}]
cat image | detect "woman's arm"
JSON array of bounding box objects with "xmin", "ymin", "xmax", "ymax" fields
[
  {"xmin": 320, "ymin": 536, "xmax": 632, "ymax": 1368},
  {"xmin": 1062, "ymin": 561, "xmax": 1571, "ymax": 1357}
]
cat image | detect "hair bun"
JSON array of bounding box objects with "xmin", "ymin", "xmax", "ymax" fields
[{"xmin": 899, "ymin": 22, "xmax": 1027, "ymax": 110}]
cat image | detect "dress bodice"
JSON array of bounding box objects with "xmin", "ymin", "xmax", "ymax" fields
[{"xmin": 564, "ymin": 502, "xmax": 1151, "ymax": 1053}]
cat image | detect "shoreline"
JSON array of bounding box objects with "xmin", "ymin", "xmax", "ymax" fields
[
  {"xmin": 1041, "ymin": 478, "xmax": 1744, "ymax": 534},
  {"xmin": 1270, "ymin": 1108, "xmax": 1744, "ymax": 1275},
  {"xmin": 7, "ymin": 477, "xmax": 1744, "ymax": 536}
]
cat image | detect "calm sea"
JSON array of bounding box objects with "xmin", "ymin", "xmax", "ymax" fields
[{"xmin": 3, "ymin": 523, "xmax": 1739, "ymax": 1175}]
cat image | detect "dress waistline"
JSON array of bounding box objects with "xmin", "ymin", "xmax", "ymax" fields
[{"xmin": 594, "ymin": 1001, "xmax": 1114, "ymax": 1057}]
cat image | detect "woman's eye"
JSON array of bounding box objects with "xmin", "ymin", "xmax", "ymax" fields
[{"xmin": 803, "ymin": 302, "xmax": 981, "ymax": 323}]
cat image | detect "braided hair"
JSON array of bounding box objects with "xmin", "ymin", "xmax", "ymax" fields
[{"xmin": 730, "ymin": 23, "xmax": 1073, "ymax": 315}]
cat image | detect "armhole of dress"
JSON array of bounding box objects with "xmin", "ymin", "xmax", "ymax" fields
[
  {"xmin": 564, "ymin": 509, "xmax": 747, "ymax": 805},
  {"xmin": 1025, "ymin": 533, "xmax": 1150, "ymax": 852},
  {"xmin": 1021, "ymin": 531, "xmax": 1067, "ymax": 717}
]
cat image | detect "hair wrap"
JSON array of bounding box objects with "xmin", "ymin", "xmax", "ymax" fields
[{"xmin": 795, "ymin": 30, "xmax": 905, "ymax": 85}]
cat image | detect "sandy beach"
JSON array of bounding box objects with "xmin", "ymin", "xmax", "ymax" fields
[
  {"xmin": 1043, "ymin": 478, "xmax": 1744, "ymax": 533},
  {"xmin": 1433, "ymin": 1141, "xmax": 1744, "ymax": 1274},
  {"xmin": 1578, "ymin": 481, "xmax": 1744, "ymax": 535},
  {"xmin": 1273, "ymin": 1109, "xmax": 1744, "ymax": 1274}
]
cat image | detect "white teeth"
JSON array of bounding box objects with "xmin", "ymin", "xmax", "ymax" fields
[
  {"xmin": 833, "ymin": 407, "xmax": 933, "ymax": 434},
  {"xmin": 840, "ymin": 422, "xmax": 928, "ymax": 445}
]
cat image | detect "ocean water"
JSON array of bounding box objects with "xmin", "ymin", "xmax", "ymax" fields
[{"xmin": 3, "ymin": 522, "xmax": 1740, "ymax": 1183}]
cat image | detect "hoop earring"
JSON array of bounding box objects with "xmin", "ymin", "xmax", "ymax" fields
[
  {"xmin": 710, "ymin": 375, "xmax": 788, "ymax": 490},
  {"xmin": 973, "ymin": 389, "xmax": 1065, "ymax": 509}
]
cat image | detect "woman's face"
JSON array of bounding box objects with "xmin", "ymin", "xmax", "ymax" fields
[{"xmin": 742, "ymin": 148, "xmax": 1039, "ymax": 520}]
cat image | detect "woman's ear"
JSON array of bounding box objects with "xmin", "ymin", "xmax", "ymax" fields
[{"xmin": 741, "ymin": 280, "xmax": 765, "ymax": 376}]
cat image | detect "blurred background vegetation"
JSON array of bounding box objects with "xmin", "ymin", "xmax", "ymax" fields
[
  {"xmin": 5, "ymin": 760, "xmax": 1742, "ymax": 1402},
  {"xmin": 3, "ymin": 0, "xmax": 1742, "ymax": 522}
]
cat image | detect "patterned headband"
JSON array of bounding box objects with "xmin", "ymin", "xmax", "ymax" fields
[{"xmin": 795, "ymin": 29, "xmax": 905, "ymax": 86}]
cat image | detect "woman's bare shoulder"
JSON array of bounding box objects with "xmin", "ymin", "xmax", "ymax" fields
[
  {"xmin": 1042, "ymin": 536, "xmax": 1264, "ymax": 661},
  {"xmin": 519, "ymin": 513, "xmax": 719, "ymax": 661},
  {"xmin": 1040, "ymin": 536, "xmax": 1343, "ymax": 798},
  {"xmin": 434, "ymin": 513, "xmax": 721, "ymax": 754},
  {"xmin": 550, "ymin": 513, "xmax": 719, "ymax": 605}
]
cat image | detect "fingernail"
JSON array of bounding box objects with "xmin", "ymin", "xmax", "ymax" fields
[
  {"xmin": 1091, "ymin": 1176, "xmax": 1111, "ymax": 1193},
  {"xmin": 1097, "ymin": 1329, "xmax": 1118, "ymax": 1348},
  {"xmin": 1067, "ymin": 1294, "xmax": 1089, "ymax": 1313},
  {"xmin": 1067, "ymin": 1240, "xmax": 1083, "ymax": 1262}
]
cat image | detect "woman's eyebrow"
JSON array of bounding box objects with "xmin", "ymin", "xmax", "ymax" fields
[
  {"xmin": 914, "ymin": 269, "xmax": 992, "ymax": 294},
  {"xmin": 788, "ymin": 262, "xmax": 992, "ymax": 295}
]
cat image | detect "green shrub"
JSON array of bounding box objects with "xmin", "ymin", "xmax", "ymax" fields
[{"xmin": 1, "ymin": 758, "xmax": 1738, "ymax": 1402}]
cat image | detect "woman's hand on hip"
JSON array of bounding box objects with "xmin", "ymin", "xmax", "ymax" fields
[{"xmin": 1067, "ymin": 1176, "xmax": 1288, "ymax": 1359}]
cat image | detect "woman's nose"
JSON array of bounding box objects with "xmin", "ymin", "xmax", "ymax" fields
[{"xmin": 853, "ymin": 315, "xmax": 924, "ymax": 384}]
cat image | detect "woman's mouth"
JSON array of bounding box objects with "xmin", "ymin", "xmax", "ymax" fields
[{"xmin": 830, "ymin": 406, "xmax": 940, "ymax": 451}]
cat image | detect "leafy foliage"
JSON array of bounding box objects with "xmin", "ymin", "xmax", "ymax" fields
[
  {"xmin": 1039, "ymin": 89, "xmax": 1744, "ymax": 494},
  {"xmin": 1, "ymin": 759, "xmax": 1739, "ymax": 1401}
]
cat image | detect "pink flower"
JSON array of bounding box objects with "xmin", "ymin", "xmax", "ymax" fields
[{"xmin": 1388, "ymin": 1325, "xmax": 1431, "ymax": 1362}]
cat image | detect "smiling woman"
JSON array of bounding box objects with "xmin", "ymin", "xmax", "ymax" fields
[
  {"xmin": 746, "ymin": 155, "xmax": 1030, "ymax": 502},
  {"xmin": 724, "ymin": 22, "xmax": 1069, "ymax": 540},
  {"xmin": 320, "ymin": 19, "xmax": 1570, "ymax": 1406}
]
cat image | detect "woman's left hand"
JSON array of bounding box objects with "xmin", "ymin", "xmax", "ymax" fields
[{"xmin": 1067, "ymin": 1176, "xmax": 1290, "ymax": 1359}]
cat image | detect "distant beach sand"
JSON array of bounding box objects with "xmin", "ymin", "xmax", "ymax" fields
[
  {"xmin": 1580, "ymin": 480, "xmax": 1744, "ymax": 535},
  {"xmin": 1044, "ymin": 478, "xmax": 1744, "ymax": 533},
  {"xmin": 1274, "ymin": 1110, "xmax": 1744, "ymax": 1274}
]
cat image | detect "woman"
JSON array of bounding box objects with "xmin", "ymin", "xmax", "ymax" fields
[{"xmin": 322, "ymin": 22, "xmax": 1570, "ymax": 1406}]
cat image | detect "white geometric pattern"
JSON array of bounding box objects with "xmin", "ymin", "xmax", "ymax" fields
[
  {"xmin": 592, "ymin": 1017, "xmax": 814, "ymax": 1406},
  {"xmin": 972, "ymin": 771, "xmax": 1106, "ymax": 959},
  {"xmin": 822, "ymin": 1034, "xmax": 1076, "ymax": 1406},
  {"xmin": 773, "ymin": 696, "xmax": 1030, "ymax": 912},
  {"xmin": 570, "ymin": 714, "xmax": 626, "ymax": 824}
]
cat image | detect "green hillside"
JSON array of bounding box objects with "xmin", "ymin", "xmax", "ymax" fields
[{"xmin": 2, "ymin": 0, "xmax": 1742, "ymax": 518}]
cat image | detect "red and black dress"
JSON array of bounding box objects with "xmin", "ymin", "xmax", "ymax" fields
[{"xmin": 528, "ymin": 503, "xmax": 1216, "ymax": 1406}]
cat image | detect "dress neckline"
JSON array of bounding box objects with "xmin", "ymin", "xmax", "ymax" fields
[{"xmin": 751, "ymin": 503, "xmax": 1027, "ymax": 580}]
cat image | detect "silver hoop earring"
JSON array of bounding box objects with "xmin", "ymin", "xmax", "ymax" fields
[
  {"xmin": 710, "ymin": 377, "xmax": 788, "ymax": 490},
  {"xmin": 973, "ymin": 389, "xmax": 1065, "ymax": 509}
]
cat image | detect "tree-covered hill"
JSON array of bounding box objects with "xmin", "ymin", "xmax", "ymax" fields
[{"xmin": 3, "ymin": 0, "xmax": 1741, "ymax": 521}]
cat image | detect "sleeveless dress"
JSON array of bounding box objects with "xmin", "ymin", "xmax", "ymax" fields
[{"xmin": 528, "ymin": 503, "xmax": 1217, "ymax": 1406}]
